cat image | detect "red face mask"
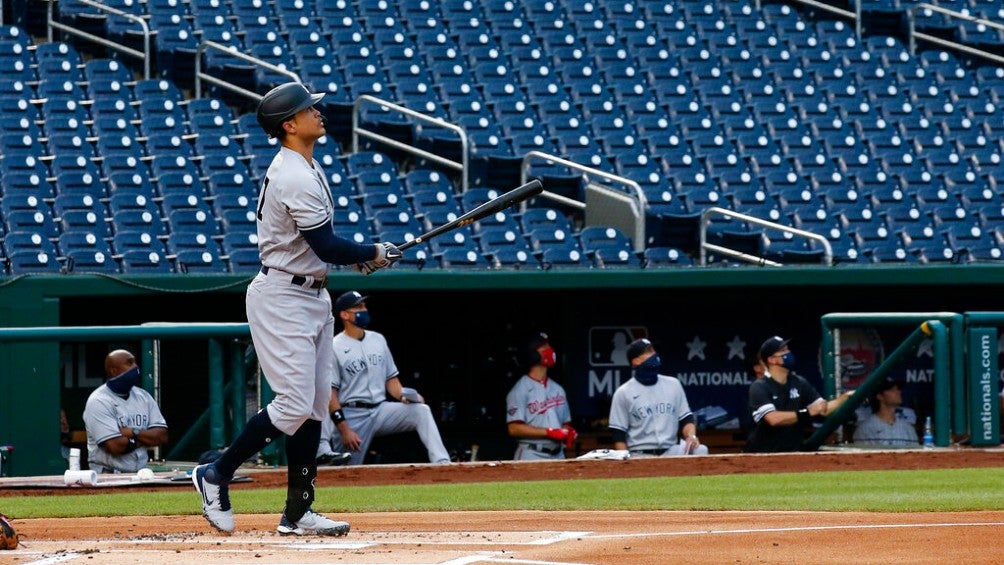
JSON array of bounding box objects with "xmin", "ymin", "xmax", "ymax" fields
[{"xmin": 539, "ymin": 346, "xmax": 556, "ymax": 368}]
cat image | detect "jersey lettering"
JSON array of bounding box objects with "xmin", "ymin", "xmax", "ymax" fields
[
  {"xmin": 256, "ymin": 177, "xmax": 270, "ymax": 220},
  {"xmin": 527, "ymin": 394, "xmax": 566, "ymax": 415}
]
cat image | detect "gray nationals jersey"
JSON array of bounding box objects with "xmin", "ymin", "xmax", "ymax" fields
[
  {"xmin": 256, "ymin": 146, "xmax": 334, "ymax": 278},
  {"xmin": 608, "ymin": 376, "xmax": 693, "ymax": 451},
  {"xmin": 505, "ymin": 376, "xmax": 571, "ymax": 429},
  {"xmin": 332, "ymin": 330, "xmax": 399, "ymax": 404},
  {"xmin": 83, "ymin": 385, "xmax": 167, "ymax": 473}
]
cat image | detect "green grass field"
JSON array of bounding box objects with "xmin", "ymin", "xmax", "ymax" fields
[{"xmin": 6, "ymin": 467, "xmax": 1004, "ymax": 518}]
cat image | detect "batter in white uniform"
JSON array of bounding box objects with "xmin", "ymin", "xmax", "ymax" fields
[
  {"xmin": 318, "ymin": 291, "xmax": 450, "ymax": 465},
  {"xmin": 609, "ymin": 339, "xmax": 707, "ymax": 457},
  {"xmin": 505, "ymin": 333, "xmax": 577, "ymax": 460},
  {"xmin": 193, "ymin": 82, "xmax": 401, "ymax": 536},
  {"xmin": 83, "ymin": 349, "xmax": 168, "ymax": 473}
]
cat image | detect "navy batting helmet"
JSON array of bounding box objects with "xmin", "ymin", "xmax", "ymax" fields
[
  {"xmin": 519, "ymin": 332, "xmax": 550, "ymax": 368},
  {"xmin": 256, "ymin": 82, "xmax": 324, "ymax": 138}
]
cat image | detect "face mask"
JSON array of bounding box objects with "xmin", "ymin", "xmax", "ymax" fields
[
  {"xmin": 353, "ymin": 310, "xmax": 371, "ymax": 329},
  {"xmin": 107, "ymin": 366, "xmax": 141, "ymax": 396},
  {"xmin": 539, "ymin": 346, "xmax": 556, "ymax": 368},
  {"xmin": 634, "ymin": 354, "xmax": 662, "ymax": 386},
  {"xmin": 780, "ymin": 351, "xmax": 796, "ymax": 369}
]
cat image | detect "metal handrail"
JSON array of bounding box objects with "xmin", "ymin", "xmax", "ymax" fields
[
  {"xmin": 195, "ymin": 40, "xmax": 301, "ymax": 100},
  {"xmin": 699, "ymin": 207, "xmax": 834, "ymax": 266},
  {"xmin": 908, "ymin": 3, "xmax": 1004, "ymax": 65},
  {"xmin": 352, "ymin": 94, "xmax": 470, "ymax": 191},
  {"xmin": 46, "ymin": 0, "xmax": 152, "ymax": 79},
  {"xmin": 519, "ymin": 151, "xmax": 647, "ymax": 248}
]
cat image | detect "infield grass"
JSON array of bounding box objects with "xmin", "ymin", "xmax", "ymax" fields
[{"xmin": 6, "ymin": 467, "xmax": 1003, "ymax": 518}]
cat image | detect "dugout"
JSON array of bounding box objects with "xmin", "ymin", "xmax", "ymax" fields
[{"xmin": 1, "ymin": 264, "xmax": 1004, "ymax": 476}]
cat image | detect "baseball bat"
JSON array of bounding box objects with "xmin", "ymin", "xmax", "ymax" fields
[{"xmin": 396, "ymin": 179, "xmax": 543, "ymax": 251}]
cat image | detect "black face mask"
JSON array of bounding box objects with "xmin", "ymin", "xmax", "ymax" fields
[
  {"xmin": 106, "ymin": 366, "xmax": 141, "ymax": 396},
  {"xmin": 634, "ymin": 354, "xmax": 662, "ymax": 386}
]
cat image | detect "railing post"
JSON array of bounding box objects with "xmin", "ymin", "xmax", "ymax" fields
[
  {"xmin": 207, "ymin": 338, "xmax": 225, "ymax": 449},
  {"xmin": 229, "ymin": 339, "xmax": 246, "ymax": 441},
  {"xmin": 925, "ymin": 321, "xmax": 951, "ymax": 447}
]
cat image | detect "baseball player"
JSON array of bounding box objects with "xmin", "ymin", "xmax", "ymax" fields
[
  {"xmin": 192, "ymin": 82, "xmax": 402, "ymax": 535},
  {"xmin": 319, "ymin": 291, "xmax": 450, "ymax": 465},
  {"xmin": 83, "ymin": 349, "xmax": 169, "ymax": 473},
  {"xmin": 608, "ymin": 339, "xmax": 707, "ymax": 457},
  {"xmin": 744, "ymin": 336, "xmax": 853, "ymax": 453},
  {"xmin": 505, "ymin": 333, "xmax": 577, "ymax": 460},
  {"xmin": 852, "ymin": 376, "xmax": 918, "ymax": 447}
]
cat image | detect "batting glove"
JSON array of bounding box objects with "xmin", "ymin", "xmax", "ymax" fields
[
  {"xmin": 353, "ymin": 242, "xmax": 403, "ymax": 275},
  {"xmin": 545, "ymin": 427, "xmax": 569, "ymax": 442}
]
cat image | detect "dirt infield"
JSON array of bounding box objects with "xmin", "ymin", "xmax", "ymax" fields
[{"xmin": 5, "ymin": 449, "xmax": 1004, "ymax": 564}]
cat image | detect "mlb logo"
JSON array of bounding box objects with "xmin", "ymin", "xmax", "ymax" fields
[{"xmin": 589, "ymin": 327, "xmax": 647, "ymax": 367}]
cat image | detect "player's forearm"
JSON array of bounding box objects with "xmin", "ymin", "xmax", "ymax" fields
[
  {"xmin": 680, "ymin": 422, "xmax": 698, "ymax": 440},
  {"xmin": 507, "ymin": 422, "xmax": 550, "ymax": 439},
  {"xmin": 763, "ymin": 410, "xmax": 800, "ymax": 427},
  {"xmin": 301, "ymin": 224, "xmax": 378, "ymax": 265},
  {"xmin": 137, "ymin": 427, "xmax": 168, "ymax": 447}
]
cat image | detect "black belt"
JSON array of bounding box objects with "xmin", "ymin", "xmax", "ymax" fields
[
  {"xmin": 261, "ymin": 266, "xmax": 327, "ymax": 289},
  {"xmin": 344, "ymin": 401, "xmax": 381, "ymax": 409},
  {"xmin": 525, "ymin": 443, "xmax": 561, "ymax": 455},
  {"xmin": 632, "ymin": 448, "xmax": 668, "ymax": 455}
]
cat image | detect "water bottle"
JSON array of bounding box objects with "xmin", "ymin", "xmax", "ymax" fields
[{"xmin": 922, "ymin": 416, "xmax": 934, "ymax": 449}]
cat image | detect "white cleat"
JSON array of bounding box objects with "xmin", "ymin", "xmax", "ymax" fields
[
  {"xmin": 192, "ymin": 463, "xmax": 234, "ymax": 533},
  {"xmin": 276, "ymin": 510, "xmax": 350, "ymax": 536}
]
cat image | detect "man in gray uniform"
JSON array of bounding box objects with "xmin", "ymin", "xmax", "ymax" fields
[
  {"xmin": 192, "ymin": 82, "xmax": 401, "ymax": 535},
  {"xmin": 608, "ymin": 339, "xmax": 707, "ymax": 457},
  {"xmin": 83, "ymin": 349, "xmax": 168, "ymax": 473},
  {"xmin": 320, "ymin": 291, "xmax": 450, "ymax": 465},
  {"xmin": 505, "ymin": 333, "xmax": 577, "ymax": 460}
]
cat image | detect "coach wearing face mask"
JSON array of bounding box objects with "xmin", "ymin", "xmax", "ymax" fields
[
  {"xmin": 319, "ymin": 291, "xmax": 450, "ymax": 465},
  {"xmin": 83, "ymin": 349, "xmax": 169, "ymax": 473},
  {"xmin": 609, "ymin": 338, "xmax": 707, "ymax": 457},
  {"xmin": 743, "ymin": 336, "xmax": 852, "ymax": 453}
]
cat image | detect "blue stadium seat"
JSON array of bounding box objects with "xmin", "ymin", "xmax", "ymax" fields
[
  {"xmin": 120, "ymin": 249, "xmax": 173, "ymax": 273},
  {"xmin": 7, "ymin": 249, "xmax": 62, "ymax": 274}
]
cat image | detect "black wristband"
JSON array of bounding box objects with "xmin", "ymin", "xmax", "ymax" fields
[
  {"xmin": 796, "ymin": 409, "xmax": 812, "ymax": 426},
  {"xmin": 331, "ymin": 409, "xmax": 346, "ymax": 425},
  {"xmin": 124, "ymin": 436, "xmax": 138, "ymax": 453}
]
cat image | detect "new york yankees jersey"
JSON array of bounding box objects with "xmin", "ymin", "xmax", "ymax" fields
[
  {"xmin": 83, "ymin": 385, "xmax": 167, "ymax": 473},
  {"xmin": 852, "ymin": 412, "xmax": 919, "ymax": 447},
  {"xmin": 608, "ymin": 375, "xmax": 693, "ymax": 451},
  {"xmin": 257, "ymin": 146, "xmax": 333, "ymax": 278},
  {"xmin": 744, "ymin": 372, "xmax": 822, "ymax": 452},
  {"xmin": 332, "ymin": 330, "xmax": 399, "ymax": 405},
  {"xmin": 505, "ymin": 376, "xmax": 571, "ymax": 431}
]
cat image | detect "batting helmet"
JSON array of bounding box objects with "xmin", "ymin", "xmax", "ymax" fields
[{"xmin": 256, "ymin": 82, "xmax": 324, "ymax": 138}]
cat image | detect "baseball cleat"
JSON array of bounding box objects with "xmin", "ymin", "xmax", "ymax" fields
[
  {"xmin": 277, "ymin": 510, "xmax": 350, "ymax": 536},
  {"xmin": 316, "ymin": 452, "xmax": 352, "ymax": 466},
  {"xmin": 192, "ymin": 463, "xmax": 234, "ymax": 533}
]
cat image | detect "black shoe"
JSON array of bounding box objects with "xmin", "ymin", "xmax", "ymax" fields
[{"xmin": 316, "ymin": 452, "xmax": 352, "ymax": 466}]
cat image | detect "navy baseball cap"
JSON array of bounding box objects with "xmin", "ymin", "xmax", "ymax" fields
[
  {"xmin": 875, "ymin": 375, "xmax": 903, "ymax": 393},
  {"xmin": 335, "ymin": 291, "xmax": 366, "ymax": 312},
  {"xmin": 626, "ymin": 338, "xmax": 653, "ymax": 363},
  {"xmin": 759, "ymin": 336, "xmax": 791, "ymax": 362}
]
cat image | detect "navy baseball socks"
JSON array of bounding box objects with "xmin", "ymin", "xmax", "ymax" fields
[
  {"xmin": 277, "ymin": 419, "xmax": 350, "ymax": 537},
  {"xmin": 193, "ymin": 409, "xmax": 282, "ymax": 533}
]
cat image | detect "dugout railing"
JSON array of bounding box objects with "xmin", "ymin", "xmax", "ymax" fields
[
  {"xmin": 815, "ymin": 311, "xmax": 1002, "ymax": 449},
  {"xmin": 0, "ymin": 323, "xmax": 259, "ymax": 475}
]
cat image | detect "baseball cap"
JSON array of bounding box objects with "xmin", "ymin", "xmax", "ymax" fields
[
  {"xmin": 759, "ymin": 336, "xmax": 791, "ymax": 362},
  {"xmin": 626, "ymin": 338, "xmax": 653, "ymax": 363},
  {"xmin": 334, "ymin": 291, "xmax": 367, "ymax": 312},
  {"xmin": 875, "ymin": 375, "xmax": 903, "ymax": 393}
]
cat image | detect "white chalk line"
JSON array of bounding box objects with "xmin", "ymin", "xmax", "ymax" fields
[{"xmin": 586, "ymin": 521, "xmax": 1004, "ymax": 539}]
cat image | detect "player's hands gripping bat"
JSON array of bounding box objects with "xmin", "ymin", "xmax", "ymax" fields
[
  {"xmin": 397, "ymin": 179, "xmax": 544, "ymax": 252},
  {"xmin": 354, "ymin": 242, "xmax": 403, "ymax": 275}
]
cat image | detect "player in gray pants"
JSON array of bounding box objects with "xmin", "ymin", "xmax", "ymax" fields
[
  {"xmin": 192, "ymin": 82, "xmax": 401, "ymax": 535},
  {"xmin": 319, "ymin": 291, "xmax": 450, "ymax": 465}
]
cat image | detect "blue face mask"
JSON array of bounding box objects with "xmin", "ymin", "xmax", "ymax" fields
[
  {"xmin": 353, "ymin": 310, "xmax": 371, "ymax": 329},
  {"xmin": 106, "ymin": 366, "xmax": 141, "ymax": 396},
  {"xmin": 780, "ymin": 351, "xmax": 796, "ymax": 369},
  {"xmin": 634, "ymin": 354, "xmax": 662, "ymax": 386}
]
